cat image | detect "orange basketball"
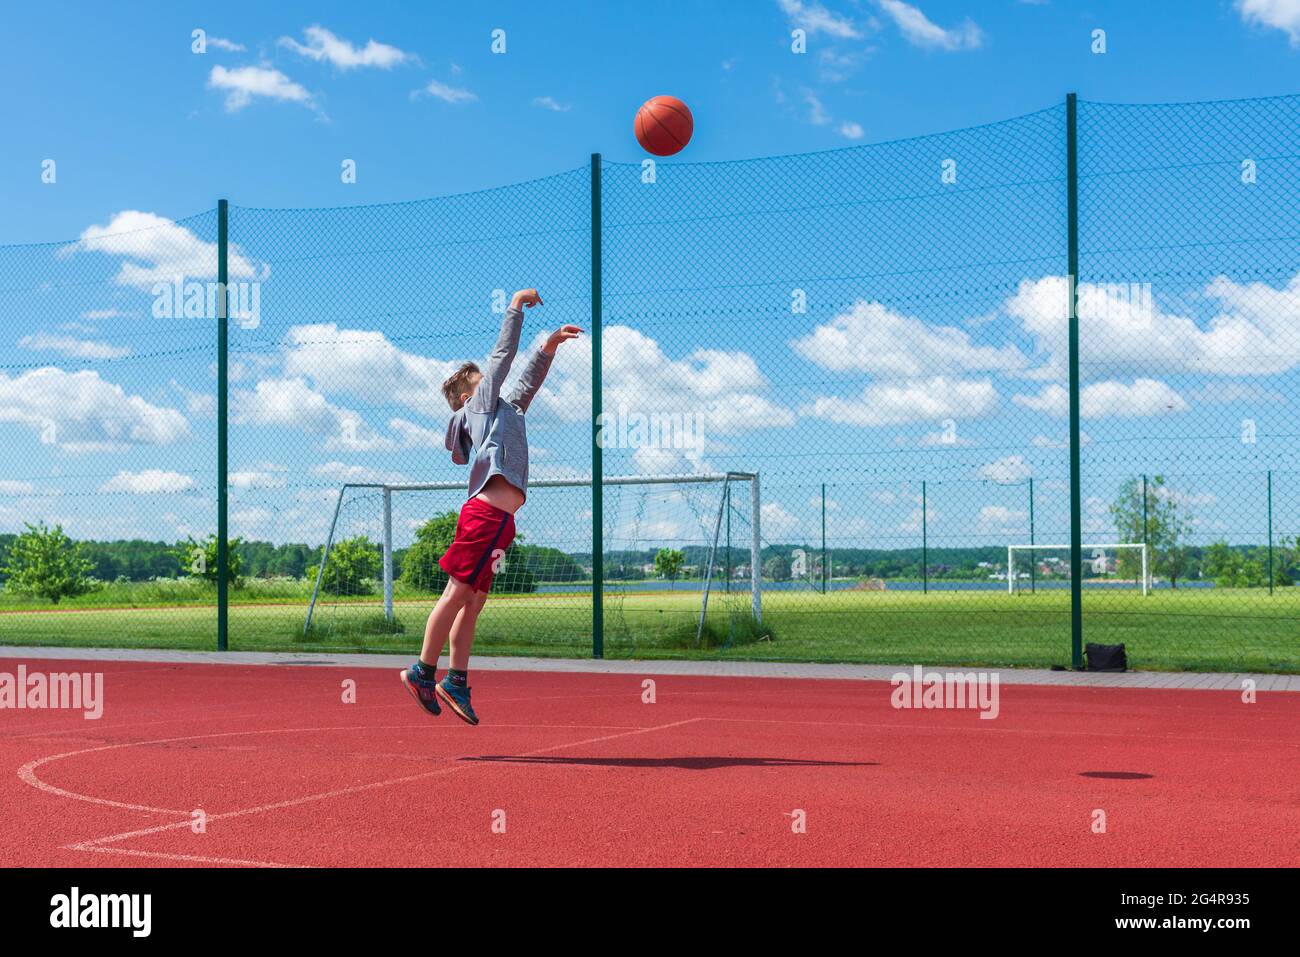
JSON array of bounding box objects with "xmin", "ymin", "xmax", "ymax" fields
[{"xmin": 634, "ymin": 95, "xmax": 694, "ymax": 156}]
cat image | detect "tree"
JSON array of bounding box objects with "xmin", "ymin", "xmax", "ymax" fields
[
  {"xmin": 395, "ymin": 512, "xmax": 536, "ymax": 594},
  {"xmin": 1277, "ymin": 536, "xmax": 1299, "ymax": 587},
  {"xmin": 400, "ymin": 512, "xmax": 460, "ymax": 592},
  {"xmin": 762, "ymin": 554, "xmax": 791, "ymax": 582},
  {"xmin": 1, "ymin": 522, "xmax": 95, "ymax": 603},
  {"xmin": 1109, "ymin": 475, "xmax": 1191, "ymax": 588},
  {"xmin": 493, "ymin": 543, "xmax": 538, "ymax": 594},
  {"xmin": 306, "ymin": 536, "xmax": 382, "ymax": 596},
  {"xmin": 654, "ymin": 547, "xmax": 685, "ymax": 588},
  {"xmin": 513, "ymin": 544, "xmax": 584, "ymax": 582},
  {"xmin": 1203, "ymin": 542, "xmax": 1271, "ymax": 588},
  {"xmin": 176, "ymin": 534, "xmax": 244, "ymax": 588}
]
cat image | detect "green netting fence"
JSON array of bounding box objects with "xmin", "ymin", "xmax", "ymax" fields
[{"xmin": 2, "ymin": 94, "xmax": 1298, "ymax": 672}]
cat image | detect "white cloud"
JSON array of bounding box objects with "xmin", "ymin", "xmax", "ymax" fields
[
  {"xmin": 819, "ymin": 48, "xmax": 870, "ymax": 83},
  {"xmin": 838, "ymin": 121, "xmax": 865, "ymax": 140},
  {"xmin": 804, "ymin": 376, "xmax": 998, "ymax": 427},
  {"xmin": 414, "ymin": 79, "xmax": 477, "ymax": 104},
  {"xmin": 72, "ymin": 210, "xmax": 261, "ymax": 291},
  {"xmin": 1237, "ymin": 0, "xmax": 1300, "ymax": 44},
  {"xmin": 0, "ymin": 367, "xmax": 189, "ymax": 450},
  {"xmin": 232, "ymin": 377, "xmax": 393, "ymax": 451},
  {"xmin": 630, "ymin": 446, "xmax": 685, "ymax": 475},
  {"xmin": 311, "ymin": 462, "xmax": 410, "ymax": 485},
  {"xmin": 534, "ymin": 325, "xmax": 793, "ymax": 435},
  {"xmin": 978, "ymin": 505, "xmax": 1028, "ymax": 532},
  {"xmin": 793, "ymin": 299, "xmax": 1028, "ymax": 375},
  {"xmin": 208, "ymin": 64, "xmax": 313, "ymax": 112},
  {"xmin": 100, "ymin": 470, "xmax": 196, "ymax": 494},
  {"xmin": 0, "ymin": 481, "xmax": 36, "ymax": 496},
  {"xmin": 897, "ymin": 505, "xmax": 937, "ymax": 534},
  {"xmin": 1005, "ymin": 272, "xmax": 1300, "ymax": 379},
  {"xmin": 171, "ymin": 380, "xmax": 215, "ymax": 416},
  {"xmin": 761, "ymin": 502, "xmax": 802, "ymax": 537},
  {"xmin": 281, "ymin": 323, "xmax": 457, "ymax": 414},
  {"xmin": 18, "ymin": 334, "xmax": 128, "ymax": 360},
  {"xmin": 876, "ymin": 0, "xmax": 982, "ymax": 50},
  {"xmin": 278, "ymin": 25, "xmax": 414, "ymax": 69},
  {"xmin": 229, "ymin": 465, "xmax": 289, "ymax": 490},
  {"xmin": 1013, "ymin": 379, "xmax": 1188, "ymax": 418},
  {"xmin": 804, "ymin": 90, "xmax": 831, "ymax": 126},
  {"xmin": 207, "ymin": 36, "xmax": 246, "ymax": 52},
  {"xmin": 231, "ymin": 508, "xmax": 275, "ymax": 530},
  {"xmin": 533, "ymin": 96, "xmax": 571, "ymax": 112},
  {"xmin": 389, "ymin": 418, "xmax": 444, "ymax": 448},
  {"xmin": 777, "ymin": 0, "xmax": 864, "ymax": 38},
  {"xmin": 978, "ymin": 455, "xmax": 1031, "ymax": 484}
]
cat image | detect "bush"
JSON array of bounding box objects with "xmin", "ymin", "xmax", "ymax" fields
[
  {"xmin": 175, "ymin": 534, "xmax": 244, "ymax": 588},
  {"xmin": 1, "ymin": 522, "xmax": 95, "ymax": 603},
  {"xmin": 306, "ymin": 536, "xmax": 382, "ymax": 597}
]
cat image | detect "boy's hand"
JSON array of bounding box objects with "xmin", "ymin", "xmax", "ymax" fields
[
  {"xmin": 511, "ymin": 289, "xmax": 543, "ymax": 309},
  {"xmin": 542, "ymin": 325, "xmax": 583, "ymax": 354}
]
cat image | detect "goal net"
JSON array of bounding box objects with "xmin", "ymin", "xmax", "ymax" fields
[
  {"xmin": 302, "ymin": 472, "xmax": 763, "ymax": 652},
  {"xmin": 1006, "ymin": 543, "xmax": 1151, "ymax": 595}
]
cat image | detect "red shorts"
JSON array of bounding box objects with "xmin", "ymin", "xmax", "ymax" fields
[{"xmin": 439, "ymin": 498, "xmax": 517, "ymax": 594}]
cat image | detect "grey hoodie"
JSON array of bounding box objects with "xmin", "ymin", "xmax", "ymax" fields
[{"xmin": 444, "ymin": 305, "xmax": 553, "ymax": 501}]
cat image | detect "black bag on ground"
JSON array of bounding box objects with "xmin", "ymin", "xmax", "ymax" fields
[{"xmin": 1085, "ymin": 642, "xmax": 1127, "ymax": 672}]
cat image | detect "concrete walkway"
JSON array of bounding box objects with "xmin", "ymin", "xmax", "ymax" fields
[{"xmin": 0, "ymin": 644, "xmax": 1296, "ymax": 691}]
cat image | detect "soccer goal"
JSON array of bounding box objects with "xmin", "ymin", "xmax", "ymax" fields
[
  {"xmin": 1006, "ymin": 543, "xmax": 1151, "ymax": 595},
  {"xmin": 303, "ymin": 472, "xmax": 763, "ymax": 646}
]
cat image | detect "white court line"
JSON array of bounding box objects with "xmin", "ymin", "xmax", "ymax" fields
[
  {"xmin": 20, "ymin": 720, "xmax": 640, "ymax": 818},
  {"xmin": 64, "ymin": 717, "xmax": 705, "ymax": 866},
  {"xmin": 70, "ymin": 845, "xmax": 301, "ymax": 868}
]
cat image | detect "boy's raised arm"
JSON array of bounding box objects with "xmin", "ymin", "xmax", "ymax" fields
[
  {"xmin": 468, "ymin": 289, "xmax": 542, "ymax": 413},
  {"xmin": 507, "ymin": 324, "xmax": 583, "ymax": 412}
]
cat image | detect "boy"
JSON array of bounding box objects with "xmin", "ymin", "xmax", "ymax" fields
[{"xmin": 401, "ymin": 288, "xmax": 581, "ymax": 725}]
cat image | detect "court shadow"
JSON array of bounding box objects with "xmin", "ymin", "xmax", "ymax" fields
[
  {"xmin": 461, "ymin": 756, "xmax": 877, "ymax": 770},
  {"xmin": 1078, "ymin": 771, "xmax": 1154, "ymax": 780}
]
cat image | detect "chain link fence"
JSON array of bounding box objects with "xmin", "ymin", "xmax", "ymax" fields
[
  {"xmin": 0, "ymin": 211, "xmax": 219, "ymax": 649},
  {"xmin": 1, "ymin": 95, "xmax": 1297, "ymax": 671}
]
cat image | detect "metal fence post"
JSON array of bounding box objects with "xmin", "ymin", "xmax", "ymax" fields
[
  {"xmin": 217, "ymin": 199, "xmax": 229, "ymax": 652},
  {"xmin": 1066, "ymin": 93, "xmax": 1084, "ymax": 669},
  {"xmin": 921, "ymin": 480, "xmax": 928, "ymax": 595},
  {"xmin": 383, "ymin": 487, "xmax": 394, "ymax": 620},
  {"xmin": 821, "ymin": 483, "xmax": 827, "ymax": 594},
  {"xmin": 1267, "ymin": 470, "xmax": 1274, "ymax": 596},
  {"xmin": 725, "ymin": 482, "xmax": 732, "ymax": 594},
  {"xmin": 590, "ymin": 154, "xmax": 604, "ymax": 659},
  {"xmin": 1028, "ymin": 477, "xmax": 1036, "ymax": 594}
]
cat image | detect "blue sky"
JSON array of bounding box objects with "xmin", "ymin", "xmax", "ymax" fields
[
  {"xmin": 4, "ymin": 0, "xmax": 1300, "ymax": 242},
  {"xmin": 1, "ymin": 0, "xmax": 1298, "ymax": 563}
]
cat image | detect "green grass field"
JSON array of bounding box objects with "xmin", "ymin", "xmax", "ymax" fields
[{"xmin": 1, "ymin": 581, "xmax": 1297, "ymax": 673}]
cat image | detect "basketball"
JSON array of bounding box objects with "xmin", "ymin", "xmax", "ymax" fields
[{"xmin": 634, "ymin": 95, "xmax": 694, "ymax": 156}]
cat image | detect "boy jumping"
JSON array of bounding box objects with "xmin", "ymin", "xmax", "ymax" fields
[{"xmin": 401, "ymin": 288, "xmax": 581, "ymax": 725}]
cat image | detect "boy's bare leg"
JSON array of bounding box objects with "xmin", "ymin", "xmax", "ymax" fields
[
  {"xmin": 419, "ymin": 578, "xmax": 476, "ymax": 667},
  {"xmin": 447, "ymin": 589, "xmax": 489, "ymax": 671}
]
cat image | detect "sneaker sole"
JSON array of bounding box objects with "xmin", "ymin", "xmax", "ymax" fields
[
  {"xmin": 399, "ymin": 670, "xmax": 441, "ymax": 717},
  {"xmin": 435, "ymin": 683, "xmax": 479, "ymax": 726}
]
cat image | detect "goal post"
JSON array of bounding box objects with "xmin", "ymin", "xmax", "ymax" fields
[
  {"xmin": 304, "ymin": 471, "xmax": 763, "ymax": 636},
  {"xmin": 1006, "ymin": 543, "xmax": 1151, "ymax": 595}
]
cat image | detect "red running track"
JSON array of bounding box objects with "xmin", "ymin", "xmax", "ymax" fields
[{"xmin": 0, "ymin": 658, "xmax": 1297, "ymax": 867}]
